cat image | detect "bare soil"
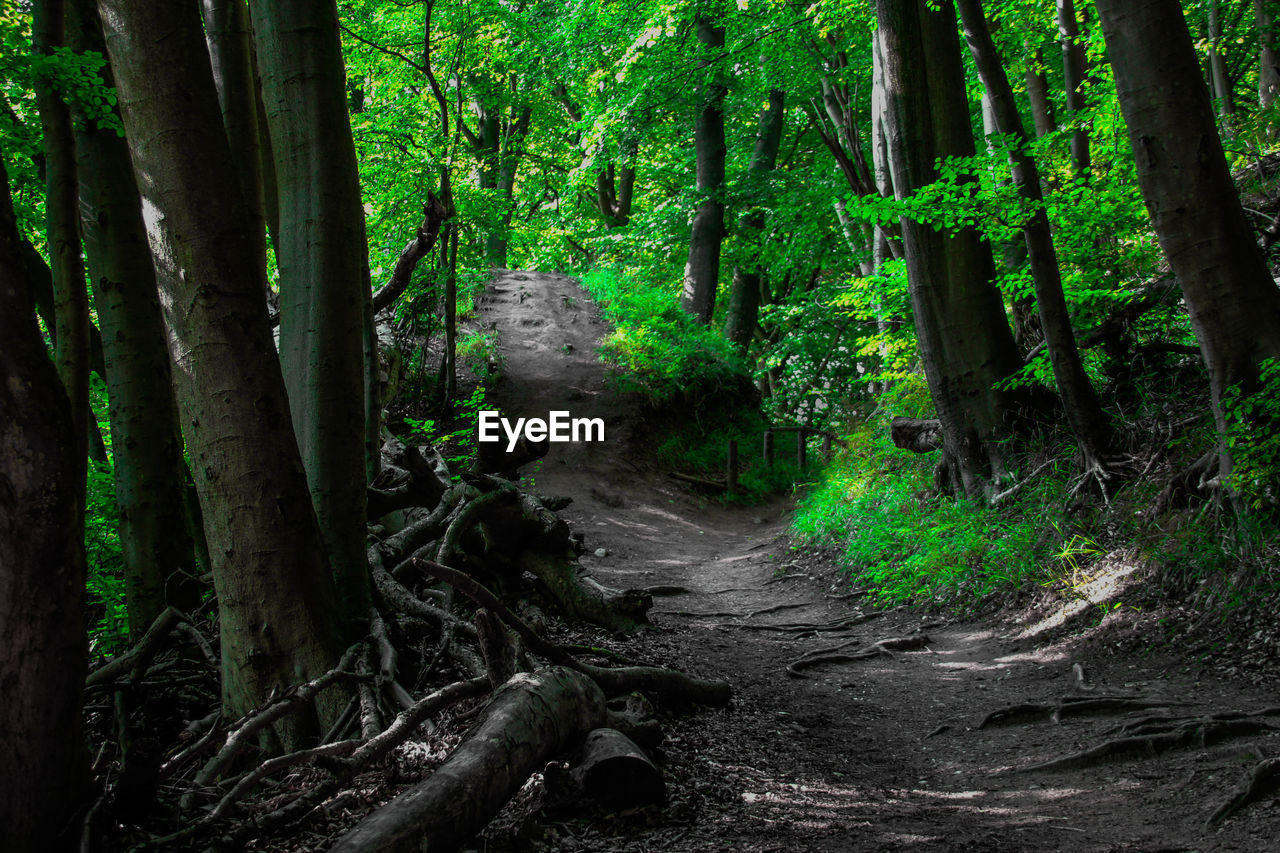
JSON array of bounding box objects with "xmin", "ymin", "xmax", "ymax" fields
[{"xmin": 472, "ymin": 269, "xmax": 1280, "ymax": 852}]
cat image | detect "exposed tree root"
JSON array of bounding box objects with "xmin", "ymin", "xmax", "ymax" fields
[
  {"xmin": 731, "ymin": 612, "xmax": 882, "ymax": 634},
  {"xmin": 978, "ymin": 695, "xmax": 1190, "ymax": 729},
  {"xmin": 1017, "ymin": 715, "xmax": 1279, "ymax": 773},
  {"xmin": 787, "ymin": 633, "xmax": 930, "ymax": 676},
  {"xmin": 1207, "ymin": 756, "xmax": 1280, "ymax": 826}
]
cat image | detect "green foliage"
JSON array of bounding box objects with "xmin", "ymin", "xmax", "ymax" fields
[
  {"xmin": 793, "ymin": 423, "xmax": 1066, "ymax": 610},
  {"xmin": 1222, "ymin": 358, "xmax": 1280, "ymax": 512},
  {"xmin": 85, "ymin": 462, "xmax": 128, "ymax": 658},
  {"xmin": 656, "ymin": 407, "xmax": 806, "ymax": 503},
  {"xmin": 579, "ymin": 266, "xmax": 750, "ymax": 405},
  {"xmin": 404, "ymin": 384, "xmax": 489, "ymax": 470}
]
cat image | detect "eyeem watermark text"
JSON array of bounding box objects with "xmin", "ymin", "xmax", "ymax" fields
[{"xmin": 478, "ymin": 410, "xmax": 604, "ymax": 451}]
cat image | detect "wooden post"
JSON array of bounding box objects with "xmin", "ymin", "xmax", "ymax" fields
[
  {"xmin": 763, "ymin": 430, "xmax": 774, "ymax": 467},
  {"xmin": 726, "ymin": 439, "xmax": 738, "ymax": 494},
  {"xmin": 796, "ymin": 430, "xmax": 806, "ymax": 469}
]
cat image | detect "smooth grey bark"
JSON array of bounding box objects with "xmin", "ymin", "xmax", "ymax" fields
[
  {"xmin": 681, "ymin": 10, "xmax": 728, "ymax": 325},
  {"xmin": 1025, "ymin": 46, "xmax": 1057, "ymax": 138},
  {"xmin": 1096, "ymin": 0, "xmax": 1280, "ymax": 486},
  {"xmin": 251, "ymin": 0, "xmax": 373, "ymax": 624},
  {"xmin": 957, "ymin": 0, "xmax": 1115, "ymax": 476},
  {"xmin": 1208, "ymin": 0, "xmax": 1236, "ymax": 128},
  {"xmin": 69, "ymin": 0, "xmax": 202, "ymax": 633},
  {"xmin": 725, "ymin": 88, "xmax": 784, "ymax": 349},
  {"xmin": 1057, "ymin": 0, "xmax": 1091, "ymax": 176},
  {"xmin": 201, "ymin": 0, "xmax": 269, "ymax": 288},
  {"xmin": 34, "ymin": 0, "xmax": 90, "ymax": 493},
  {"xmin": 98, "ymin": 0, "xmax": 347, "ymax": 740},
  {"xmin": 1256, "ymin": 0, "xmax": 1280, "ymax": 109},
  {"xmin": 0, "ymin": 150, "xmax": 88, "ymax": 853},
  {"xmin": 876, "ymin": 0, "xmax": 1025, "ymax": 497}
]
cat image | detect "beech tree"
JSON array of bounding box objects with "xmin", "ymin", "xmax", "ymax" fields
[
  {"xmin": 680, "ymin": 7, "xmax": 728, "ymax": 325},
  {"xmin": 876, "ymin": 0, "xmax": 1024, "ymax": 497},
  {"xmin": 251, "ymin": 0, "xmax": 374, "ymax": 624},
  {"xmin": 0, "ymin": 152, "xmax": 88, "ymax": 853},
  {"xmin": 97, "ymin": 0, "xmax": 347, "ymax": 739},
  {"xmin": 1096, "ymin": 0, "xmax": 1280, "ymax": 487}
]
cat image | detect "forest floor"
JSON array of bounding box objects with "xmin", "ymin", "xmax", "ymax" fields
[{"xmin": 470, "ymin": 269, "xmax": 1280, "ymax": 852}]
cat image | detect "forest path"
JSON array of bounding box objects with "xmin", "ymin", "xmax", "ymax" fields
[{"xmin": 476, "ymin": 269, "xmax": 1280, "ymax": 852}]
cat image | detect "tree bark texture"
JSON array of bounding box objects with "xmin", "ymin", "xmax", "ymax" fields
[
  {"xmin": 251, "ymin": 0, "xmax": 373, "ymax": 624},
  {"xmin": 34, "ymin": 0, "xmax": 90, "ymax": 489},
  {"xmin": 876, "ymin": 0, "xmax": 1024, "ymax": 497},
  {"xmin": 201, "ymin": 0, "xmax": 269, "ymax": 288},
  {"xmin": 0, "ymin": 153, "xmax": 88, "ymax": 853},
  {"xmin": 98, "ymin": 0, "xmax": 347, "ymax": 738},
  {"xmin": 69, "ymin": 0, "xmax": 202, "ymax": 633},
  {"xmin": 1057, "ymin": 0, "xmax": 1091, "ymax": 175},
  {"xmin": 681, "ymin": 10, "xmax": 727, "ymax": 325},
  {"xmin": 956, "ymin": 0, "xmax": 1114, "ymax": 470},
  {"xmin": 1256, "ymin": 0, "xmax": 1280, "ymax": 110},
  {"xmin": 1207, "ymin": 0, "xmax": 1236, "ymax": 126},
  {"xmin": 724, "ymin": 88, "xmax": 783, "ymax": 349},
  {"xmin": 331, "ymin": 667, "xmax": 606, "ymax": 853},
  {"xmin": 1025, "ymin": 46, "xmax": 1057, "ymax": 138},
  {"xmin": 1095, "ymin": 0, "xmax": 1280, "ymax": 483}
]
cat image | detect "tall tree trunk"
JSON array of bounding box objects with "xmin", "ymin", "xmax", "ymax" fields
[
  {"xmin": 69, "ymin": 0, "xmax": 202, "ymax": 634},
  {"xmin": 436, "ymin": 223, "xmax": 459, "ymax": 413},
  {"xmin": 876, "ymin": 0, "xmax": 1024, "ymax": 497},
  {"xmin": 0, "ymin": 152, "xmax": 88, "ymax": 853},
  {"xmin": 1208, "ymin": 0, "xmax": 1236, "ymax": 130},
  {"xmin": 1096, "ymin": 0, "xmax": 1280, "ymax": 487},
  {"xmin": 487, "ymin": 107, "xmax": 531, "ymax": 267},
  {"xmin": 33, "ymin": 0, "xmax": 89, "ymax": 498},
  {"xmin": 1057, "ymin": 0, "xmax": 1091, "ymax": 176},
  {"xmin": 681, "ymin": 10, "xmax": 727, "ymax": 325},
  {"xmin": 1256, "ymin": 0, "xmax": 1280, "ymax": 111},
  {"xmin": 251, "ymin": 0, "xmax": 373, "ymax": 626},
  {"xmin": 725, "ymin": 88, "xmax": 783, "ymax": 349},
  {"xmin": 957, "ymin": 0, "xmax": 1114, "ymax": 477},
  {"xmin": 1024, "ymin": 46, "xmax": 1057, "ymax": 138},
  {"xmin": 98, "ymin": 0, "xmax": 347, "ymax": 742},
  {"xmin": 201, "ymin": 0, "xmax": 269, "ymax": 289}
]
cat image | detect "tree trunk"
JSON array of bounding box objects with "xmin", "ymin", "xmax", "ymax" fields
[
  {"xmin": 1025, "ymin": 46, "xmax": 1057, "ymax": 138},
  {"xmin": 33, "ymin": 0, "xmax": 89, "ymax": 499},
  {"xmin": 1208, "ymin": 0, "xmax": 1236, "ymax": 129},
  {"xmin": 0, "ymin": 153, "xmax": 88, "ymax": 853},
  {"xmin": 69, "ymin": 0, "xmax": 202, "ymax": 633},
  {"xmin": 1095, "ymin": 0, "xmax": 1280, "ymax": 486},
  {"xmin": 681, "ymin": 10, "xmax": 727, "ymax": 325},
  {"xmin": 251, "ymin": 0, "xmax": 373, "ymax": 626},
  {"xmin": 1256, "ymin": 0, "xmax": 1280, "ymax": 111},
  {"xmin": 1057, "ymin": 0, "xmax": 1091, "ymax": 176},
  {"xmin": 201, "ymin": 0, "xmax": 269, "ymax": 289},
  {"xmin": 956, "ymin": 0, "xmax": 1115, "ymax": 474},
  {"xmin": 876, "ymin": 0, "xmax": 1025, "ymax": 497},
  {"xmin": 98, "ymin": 0, "xmax": 347, "ymax": 741},
  {"xmin": 331, "ymin": 667, "xmax": 606, "ymax": 853},
  {"xmin": 487, "ymin": 107, "xmax": 531, "ymax": 267},
  {"xmin": 725, "ymin": 88, "xmax": 783, "ymax": 349}
]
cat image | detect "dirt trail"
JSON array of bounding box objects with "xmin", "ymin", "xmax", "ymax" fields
[{"xmin": 477, "ymin": 269, "xmax": 1280, "ymax": 852}]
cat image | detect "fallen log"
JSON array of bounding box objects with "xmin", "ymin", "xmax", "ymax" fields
[
  {"xmin": 330, "ymin": 666, "xmax": 606, "ymax": 853},
  {"xmin": 890, "ymin": 416, "xmax": 943, "ymax": 453},
  {"xmin": 574, "ymin": 727, "xmax": 665, "ymax": 807}
]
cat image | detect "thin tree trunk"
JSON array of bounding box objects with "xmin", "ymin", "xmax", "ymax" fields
[
  {"xmin": 681, "ymin": 9, "xmax": 727, "ymax": 325},
  {"xmin": 877, "ymin": 0, "xmax": 1024, "ymax": 497},
  {"xmin": 98, "ymin": 0, "xmax": 347, "ymax": 742},
  {"xmin": 1096, "ymin": 0, "xmax": 1280, "ymax": 486},
  {"xmin": 1256, "ymin": 0, "xmax": 1280, "ymax": 110},
  {"xmin": 251, "ymin": 0, "xmax": 373, "ymax": 626},
  {"xmin": 201, "ymin": 0, "xmax": 269, "ymax": 289},
  {"xmin": 1025, "ymin": 46, "xmax": 1057, "ymax": 138},
  {"xmin": 1208, "ymin": 0, "xmax": 1236, "ymax": 129},
  {"xmin": 34, "ymin": 0, "xmax": 89, "ymax": 497},
  {"xmin": 957, "ymin": 0, "xmax": 1114, "ymax": 476},
  {"xmin": 69, "ymin": 0, "xmax": 202, "ymax": 633},
  {"xmin": 0, "ymin": 152, "xmax": 88, "ymax": 853},
  {"xmin": 1057, "ymin": 0, "xmax": 1091, "ymax": 176},
  {"xmin": 725, "ymin": 88, "xmax": 783, "ymax": 349}
]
